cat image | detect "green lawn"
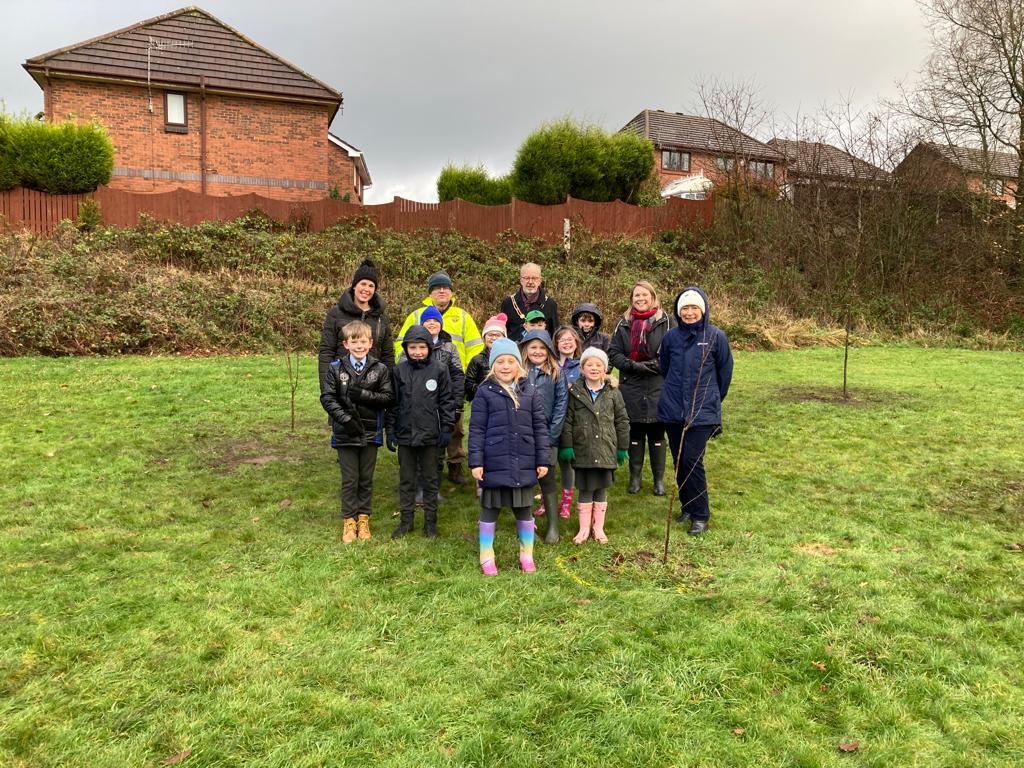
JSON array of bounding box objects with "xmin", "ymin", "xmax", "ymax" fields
[{"xmin": 2, "ymin": 347, "xmax": 1022, "ymax": 767}]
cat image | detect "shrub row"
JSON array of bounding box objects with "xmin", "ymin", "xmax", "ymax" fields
[{"xmin": 0, "ymin": 114, "xmax": 114, "ymax": 194}]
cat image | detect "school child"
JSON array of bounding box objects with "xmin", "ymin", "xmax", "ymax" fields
[
  {"xmin": 465, "ymin": 313, "xmax": 508, "ymax": 402},
  {"xmin": 387, "ymin": 325, "xmax": 458, "ymax": 539},
  {"xmin": 559, "ymin": 347, "xmax": 630, "ymax": 545},
  {"xmin": 519, "ymin": 330, "xmax": 568, "ymax": 544},
  {"xmin": 468, "ymin": 338, "xmax": 551, "ymax": 575},
  {"xmin": 521, "ymin": 309, "xmax": 548, "ymax": 338},
  {"xmin": 571, "ymin": 303, "xmax": 612, "ymax": 353},
  {"xmin": 553, "ymin": 325, "xmax": 583, "ymax": 518},
  {"xmin": 404, "ymin": 306, "xmax": 466, "ymax": 504},
  {"xmin": 319, "ymin": 321, "xmax": 395, "ymax": 543}
]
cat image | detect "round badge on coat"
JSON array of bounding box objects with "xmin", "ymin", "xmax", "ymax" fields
[{"xmin": 425, "ymin": 379, "xmax": 438, "ymax": 391}]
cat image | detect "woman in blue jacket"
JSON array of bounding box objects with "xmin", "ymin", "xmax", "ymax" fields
[{"xmin": 657, "ymin": 287, "xmax": 733, "ymax": 536}]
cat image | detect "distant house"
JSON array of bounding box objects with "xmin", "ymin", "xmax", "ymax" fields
[
  {"xmin": 894, "ymin": 142, "xmax": 1018, "ymax": 208},
  {"xmin": 328, "ymin": 133, "xmax": 372, "ymax": 203},
  {"xmin": 620, "ymin": 109, "xmax": 786, "ymax": 198},
  {"xmin": 22, "ymin": 6, "xmax": 369, "ymax": 202},
  {"xmin": 768, "ymin": 139, "xmax": 889, "ymax": 204}
]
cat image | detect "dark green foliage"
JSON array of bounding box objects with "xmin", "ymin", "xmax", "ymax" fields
[
  {"xmin": 510, "ymin": 119, "xmax": 655, "ymax": 205},
  {"xmin": 76, "ymin": 198, "xmax": 102, "ymax": 232},
  {"xmin": 437, "ymin": 164, "xmax": 513, "ymax": 205},
  {"xmin": 0, "ymin": 115, "xmax": 113, "ymax": 194}
]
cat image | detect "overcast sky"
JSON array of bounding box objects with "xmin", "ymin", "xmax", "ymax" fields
[{"xmin": 1, "ymin": 0, "xmax": 930, "ymax": 203}]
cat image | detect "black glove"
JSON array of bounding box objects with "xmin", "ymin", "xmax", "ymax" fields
[
  {"xmin": 347, "ymin": 384, "xmax": 365, "ymax": 402},
  {"xmin": 641, "ymin": 359, "xmax": 661, "ymax": 374},
  {"xmin": 386, "ymin": 431, "xmax": 398, "ymax": 452},
  {"xmin": 438, "ymin": 431, "xmax": 452, "ymax": 448}
]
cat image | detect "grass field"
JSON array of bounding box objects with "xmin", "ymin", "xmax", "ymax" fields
[{"xmin": 2, "ymin": 347, "xmax": 1023, "ymax": 767}]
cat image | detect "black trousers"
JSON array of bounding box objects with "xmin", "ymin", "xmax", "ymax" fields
[
  {"xmin": 629, "ymin": 422, "xmax": 666, "ymax": 454},
  {"xmin": 337, "ymin": 445, "xmax": 378, "ymax": 519},
  {"xmin": 665, "ymin": 423, "xmax": 715, "ymax": 522},
  {"xmin": 398, "ymin": 445, "xmax": 439, "ymax": 519}
]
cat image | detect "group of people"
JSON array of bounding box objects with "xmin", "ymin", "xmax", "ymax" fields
[{"xmin": 318, "ymin": 259, "xmax": 733, "ymax": 576}]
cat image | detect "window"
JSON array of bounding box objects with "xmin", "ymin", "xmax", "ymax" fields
[
  {"xmin": 164, "ymin": 92, "xmax": 187, "ymax": 132},
  {"xmin": 749, "ymin": 161, "xmax": 774, "ymax": 178},
  {"xmin": 714, "ymin": 157, "xmax": 736, "ymax": 172},
  {"xmin": 661, "ymin": 150, "xmax": 690, "ymax": 172},
  {"xmin": 986, "ymin": 178, "xmax": 1005, "ymax": 196}
]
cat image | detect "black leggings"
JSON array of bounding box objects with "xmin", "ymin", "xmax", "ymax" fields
[
  {"xmin": 577, "ymin": 488, "xmax": 608, "ymax": 503},
  {"xmin": 480, "ymin": 506, "xmax": 532, "ymax": 523},
  {"xmin": 630, "ymin": 422, "xmax": 666, "ymax": 453}
]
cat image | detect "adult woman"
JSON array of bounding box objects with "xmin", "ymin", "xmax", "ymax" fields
[
  {"xmin": 318, "ymin": 259, "xmax": 395, "ymax": 380},
  {"xmin": 657, "ymin": 287, "xmax": 733, "ymax": 536},
  {"xmin": 608, "ymin": 281, "xmax": 674, "ymax": 496}
]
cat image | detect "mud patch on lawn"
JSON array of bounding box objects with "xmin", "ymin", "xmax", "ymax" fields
[
  {"xmin": 795, "ymin": 542, "xmax": 840, "ymax": 557},
  {"xmin": 601, "ymin": 549, "xmax": 716, "ymax": 592},
  {"xmin": 776, "ymin": 386, "xmax": 916, "ymax": 408}
]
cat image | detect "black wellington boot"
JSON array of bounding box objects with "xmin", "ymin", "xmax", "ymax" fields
[
  {"xmin": 627, "ymin": 442, "xmax": 644, "ymax": 494},
  {"xmin": 543, "ymin": 489, "xmax": 560, "ymax": 544},
  {"xmin": 391, "ymin": 512, "xmax": 414, "ymax": 540},
  {"xmin": 650, "ymin": 440, "xmax": 667, "ymax": 496},
  {"xmin": 423, "ymin": 510, "xmax": 438, "ymax": 539}
]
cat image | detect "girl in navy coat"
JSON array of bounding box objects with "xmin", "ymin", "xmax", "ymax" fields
[
  {"xmin": 553, "ymin": 325, "xmax": 583, "ymax": 520},
  {"xmin": 657, "ymin": 287, "xmax": 734, "ymax": 536},
  {"xmin": 468, "ymin": 338, "xmax": 551, "ymax": 575}
]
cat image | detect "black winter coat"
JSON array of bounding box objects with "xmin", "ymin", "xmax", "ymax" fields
[
  {"xmin": 571, "ymin": 302, "xmax": 612, "ymax": 353},
  {"xmin": 318, "ymin": 289, "xmax": 395, "ymax": 379},
  {"xmin": 398, "ymin": 330, "xmax": 466, "ymax": 408},
  {"xmin": 464, "ymin": 349, "xmax": 491, "ymax": 402},
  {"xmin": 608, "ymin": 308, "xmax": 675, "ymax": 423},
  {"xmin": 319, "ymin": 357, "xmax": 395, "ymax": 448},
  {"xmin": 501, "ymin": 286, "xmax": 559, "ymax": 340},
  {"xmin": 468, "ymin": 379, "xmax": 550, "ymax": 489},
  {"xmin": 388, "ymin": 327, "xmax": 459, "ymax": 447}
]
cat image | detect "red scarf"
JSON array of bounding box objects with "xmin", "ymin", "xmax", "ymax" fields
[{"xmin": 628, "ymin": 306, "xmax": 658, "ymax": 361}]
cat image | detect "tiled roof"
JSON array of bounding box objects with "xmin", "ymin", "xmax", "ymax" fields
[
  {"xmin": 621, "ymin": 109, "xmax": 784, "ymax": 162},
  {"xmin": 921, "ymin": 142, "xmax": 1018, "ymax": 179},
  {"xmin": 769, "ymin": 139, "xmax": 889, "ymax": 181},
  {"xmin": 24, "ymin": 6, "xmax": 340, "ymax": 111}
]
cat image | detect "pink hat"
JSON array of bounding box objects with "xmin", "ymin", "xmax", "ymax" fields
[{"xmin": 481, "ymin": 312, "xmax": 508, "ymax": 338}]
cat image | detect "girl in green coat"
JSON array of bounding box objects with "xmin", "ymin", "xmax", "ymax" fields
[{"xmin": 558, "ymin": 347, "xmax": 630, "ymax": 544}]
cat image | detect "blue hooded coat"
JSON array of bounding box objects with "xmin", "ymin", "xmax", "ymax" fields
[
  {"xmin": 468, "ymin": 378, "xmax": 551, "ymax": 489},
  {"xmin": 657, "ymin": 287, "xmax": 734, "ymax": 427},
  {"xmin": 520, "ymin": 329, "xmax": 568, "ymax": 446}
]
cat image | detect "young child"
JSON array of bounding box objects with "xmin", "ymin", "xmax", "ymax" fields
[
  {"xmin": 465, "ymin": 313, "xmax": 507, "ymax": 403},
  {"xmin": 519, "ymin": 330, "xmax": 568, "ymax": 544},
  {"xmin": 319, "ymin": 321, "xmax": 395, "ymax": 543},
  {"xmin": 521, "ymin": 309, "xmax": 548, "ymax": 338},
  {"xmin": 571, "ymin": 303, "xmax": 612, "ymax": 353},
  {"xmin": 559, "ymin": 347, "xmax": 630, "ymax": 544},
  {"xmin": 468, "ymin": 338, "xmax": 550, "ymax": 575},
  {"xmin": 387, "ymin": 325, "xmax": 458, "ymax": 539},
  {"xmin": 553, "ymin": 325, "xmax": 583, "ymax": 518}
]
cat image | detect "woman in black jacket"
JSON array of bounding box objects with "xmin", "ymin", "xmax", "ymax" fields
[
  {"xmin": 318, "ymin": 259, "xmax": 395, "ymax": 380},
  {"xmin": 608, "ymin": 280, "xmax": 675, "ymax": 496}
]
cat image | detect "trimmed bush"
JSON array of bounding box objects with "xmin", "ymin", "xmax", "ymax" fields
[
  {"xmin": 0, "ymin": 114, "xmax": 113, "ymax": 194},
  {"xmin": 437, "ymin": 164, "xmax": 513, "ymax": 205}
]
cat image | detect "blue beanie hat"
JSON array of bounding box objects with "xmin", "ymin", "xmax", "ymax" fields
[
  {"xmin": 488, "ymin": 337, "xmax": 523, "ymax": 367},
  {"xmin": 420, "ymin": 306, "xmax": 443, "ymax": 326}
]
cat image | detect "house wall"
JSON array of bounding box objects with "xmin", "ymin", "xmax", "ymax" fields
[
  {"xmin": 45, "ymin": 78, "xmax": 331, "ymax": 201},
  {"xmin": 327, "ymin": 148, "xmax": 362, "ymax": 203},
  {"xmin": 896, "ymin": 145, "xmax": 1016, "ymax": 207},
  {"xmin": 654, "ymin": 148, "xmax": 786, "ymax": 191}
]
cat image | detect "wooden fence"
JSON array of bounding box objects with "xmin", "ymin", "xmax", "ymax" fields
[{"xmin": 0, "ymin": 186, "xmax": 712, "ymax": 241}]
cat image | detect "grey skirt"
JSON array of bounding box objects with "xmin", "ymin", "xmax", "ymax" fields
[
  {"xmin": 481, "ymin": 485, "xmax": 536, "ymax": 510},
  {"xmin": 575, "ymin": 467, "xmax": 615, "ymax": 491}
]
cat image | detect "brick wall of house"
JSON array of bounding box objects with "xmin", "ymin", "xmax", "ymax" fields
[
  {"xmin": 327, "ymin": 148, "xmax": 361, "ymax": 203},
  {"xmin": 46, "ymin": 78, "xmax": 331, "ymax": 201},
  {"xmin": 654, "ymin": 148, "xmax": 786, "ymax": 191}
]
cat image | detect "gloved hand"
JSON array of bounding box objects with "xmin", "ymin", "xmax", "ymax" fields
[
  {"xmin": 347, "ymin": 384, "xmax": 365, "ymax": 402},
  {"xmin": 640, "ymin": 360, "xmax": 661, "ymax": 374},
  {"xmin": 438, "ymin": 431, "xmax": 452, "ymax": 448},
  {"xmin": 558, "ymin": 447, "xmax": 575, "ymax": 463},
  {"xmin": 616, "ymin": 449, "xmax": 628, "ymax": 466},
  {"xmin": 386, "ymin": 431, "xmax": 398, "ymax": 452}
]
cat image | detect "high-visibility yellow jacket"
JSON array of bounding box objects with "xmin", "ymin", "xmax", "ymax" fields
[{"xmin": 394, "ymin": 297, "xmax": 483, "ymax": 371}]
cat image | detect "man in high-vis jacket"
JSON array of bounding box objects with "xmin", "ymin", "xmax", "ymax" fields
[{"xmin": 394, "ymin": 270, "xmax": 483, "ymax": 485}]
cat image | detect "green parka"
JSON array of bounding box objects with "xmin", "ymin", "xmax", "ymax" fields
[{"xmin": 560, "ymin": 378, "xmax": 630, "ymax": 469}]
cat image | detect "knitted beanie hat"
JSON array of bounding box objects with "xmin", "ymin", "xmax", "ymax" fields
[
  {"xmin": 488, "ymin": 337, "xmax": 523, "ymax": 367},
  {"xmin": 481, "ymin": 312, "xmax": 508, "ymax": 338},
  {"xmin": 420, "ymin": 306, "xmax": 444, "ymax": 326},
  {"xmin": 351, "ymin": 259, "xmax": 379, "ymax": 288},
  {"xmin": 427, "ymin": 270, "xmax": 453, "ymax": 292},
  {"xmin": 579, "ymin": 346, "xmax": 609, "ymax": 371},
  {"xmin": 677, "ymin": 289, "xmax": 706, "ymax": 317}
]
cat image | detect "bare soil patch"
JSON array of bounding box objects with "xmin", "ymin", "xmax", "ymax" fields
[{"xmin": 776, "ymin": 386, "xmax": 915, "ymax": 407}]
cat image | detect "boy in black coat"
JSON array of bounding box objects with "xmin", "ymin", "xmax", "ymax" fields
[
  {"xmin": 319, "ymin": 321, "xmax": 395, "ymax": 543},
  {"xmin": 387, "ymin": 325, "xmax": 458, "ymax": 539}
]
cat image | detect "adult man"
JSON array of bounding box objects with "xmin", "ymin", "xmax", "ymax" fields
[
  {"xmin": 394, "ymin": 270, "xmax": 483, "ymax": 485},
  {"xmin": 500, "ymin": 262, "xmax": 559, "ymax": 340}
]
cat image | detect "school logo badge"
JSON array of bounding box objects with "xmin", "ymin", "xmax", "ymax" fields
[{"xmin": 425, "ymin": 379, "xmax": 438, "ymax": 391}]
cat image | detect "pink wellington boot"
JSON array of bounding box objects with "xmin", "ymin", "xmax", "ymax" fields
[
  {"xmin": 591, "ymin": 501, "xmax": 609, "ymax": 544},
  {"xmin": 558, "ymin": 488, "xmax": 574, "ymax": 519},
  {"xmin": 573, "ymin": 502, "xmax": 593, "ymax": 545}
]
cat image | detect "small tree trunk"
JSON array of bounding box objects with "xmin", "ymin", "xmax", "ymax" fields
[{"xmin": 842, "ymin": 311, "xmax": 851, "ymax": 400}]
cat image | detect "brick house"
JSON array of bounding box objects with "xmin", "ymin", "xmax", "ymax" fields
[
  {"xmin": 894, "ymin": 141, "xmax": 1018, "ymax": 208},
  {"xmin": 620, "ymin": 109, "xmax": 787, "ymax": 197},
  {"xmin": 22, "ymin": 6, "xmax": 366, "ymax": 202},
  {"xmin": 328, "ymin": 133, "xmax": 372, "ymax": 203},
  {"xmin": 768, "ymin": 138, "xmax": 889, "ymax": 204}
]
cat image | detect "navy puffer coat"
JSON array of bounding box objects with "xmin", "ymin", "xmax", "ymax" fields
[
  {"xmin": 657, "ymin": 287, "xmax": 734, "ymax": 427},
  {"xmin": 468, "ymin": 378, "xmax": 551, "ymax": 489}
]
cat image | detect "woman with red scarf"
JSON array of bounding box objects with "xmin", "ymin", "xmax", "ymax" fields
[{"xmin": 608, "ymin": 281, "xmax": 675, "ymax": 496}]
